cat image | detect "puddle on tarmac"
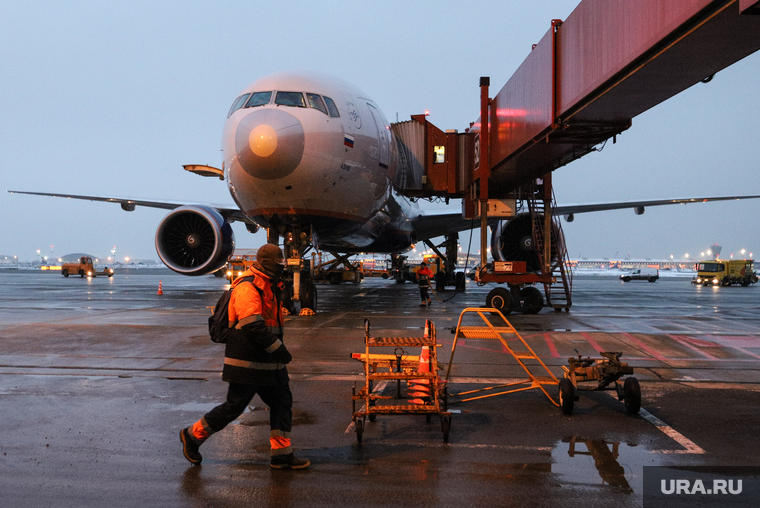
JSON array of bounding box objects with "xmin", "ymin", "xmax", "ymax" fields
[{"xmin": 552, "ymin": 437, "xmax": 665, "ymax": 494}]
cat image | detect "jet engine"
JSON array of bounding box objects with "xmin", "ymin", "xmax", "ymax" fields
[
  {"xmin": 155, "ymin": 205, "xmax": 235, "ymax": 275},
  {"xmin": 490, "ymin": 214, "xmax": 561, "ymax": 272}
]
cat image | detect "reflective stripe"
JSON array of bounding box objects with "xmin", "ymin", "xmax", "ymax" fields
[
  {"xmin": 224, "ymin": 357, "xmax": 285, "ymax": 370},
  {"xmin": 235, "ymin": 314, "xmax": 264, "ymax": 329},
  {"xmin": 264, "ymin": 339, "xmax": 283, "ymax": 353},
  {"xmin": 191, "ymin": 417, "xmax": 214, "ymax": 442}
]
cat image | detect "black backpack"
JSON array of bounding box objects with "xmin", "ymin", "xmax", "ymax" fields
[{"xmin": 208, "ymin": 276, "xmax": 258, "ymax": 343}]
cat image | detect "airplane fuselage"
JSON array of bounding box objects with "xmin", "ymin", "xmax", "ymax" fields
[{"xmin": 223, "ymin": 72, "xmax": 420, "ymax": 253}]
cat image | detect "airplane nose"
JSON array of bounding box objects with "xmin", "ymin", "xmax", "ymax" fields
[{"xmin": 235, "ymin": 109, "xmax": 305, "ymax": 180}]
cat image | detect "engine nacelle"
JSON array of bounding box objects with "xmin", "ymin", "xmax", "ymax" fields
[
  {"xmin": 564, "ymin": 214, "xmax": 574, "ymax": 222},
  {"xmin": 634, "ymin": 206, "xmax": 645, "ymax": 215},
  {"xmin": 155, "ymin": 205, "xmax": 235, "ymax": 276},
  {"xmin": 490, "ymin": 214, "xmax": 562, "ymax": 273}
]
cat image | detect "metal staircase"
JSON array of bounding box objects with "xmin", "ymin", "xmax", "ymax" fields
[{"xmin": 527, "ymin": 184, "xmax": 573, "ymax": 312}]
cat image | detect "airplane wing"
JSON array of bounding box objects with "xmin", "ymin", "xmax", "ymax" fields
[
  {"xmin": 412, "ymin": 195, "xmax": 760, "ymax": 242},
  {"xmin": 6, "ymin": 190, "xmax": 254, "ymax": 225},
  {"xmin": 553, "ymin": 195, "xmax": 760, "ymax": 216}
]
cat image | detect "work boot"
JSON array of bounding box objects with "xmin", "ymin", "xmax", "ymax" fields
[
  {"xmin": 270, "ymin": 453, "xmax": 311, "ymax": 469},
  {"xmin": 180, "ymin": 427, "xmax": 203, "ymax": 465},
  {"xmin": 419, "ymin": 303, "xmax": 426, "ymax": 307},
  {"xmin": 427, "ymin": 300, "xmax": 431, "ymax": 306}
]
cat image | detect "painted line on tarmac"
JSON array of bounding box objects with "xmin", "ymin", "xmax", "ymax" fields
[
  {"xmin": 345, "ymin": 380, "xmax": 388, "ymax": 434},
  {"xmin": 638, "ymin": 408, "xmax": 705, "ymax": 454}
]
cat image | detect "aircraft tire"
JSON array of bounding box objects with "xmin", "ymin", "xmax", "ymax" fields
[
  {"xmin": 623, "ymin": 377, "xmax": 641, "ymax": 415},
  {"xmin": 301, "ymin": 280, "xmax": 317, "ymax": 312},
  {"xmin": 486, "ymin": 287, "xmax": 513, "ymax": 316},
  {"xmin": 558, "ymin": 378, "xmax": 574, "ymax": 415},
  {"xmin": 519, "ymin": 286, "xmax": 543, "ymax": 314}
]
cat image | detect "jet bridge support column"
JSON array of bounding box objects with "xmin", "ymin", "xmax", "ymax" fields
[{"xmin": 479, "ymin": 77, "xmax": 490, "ymax": 272}]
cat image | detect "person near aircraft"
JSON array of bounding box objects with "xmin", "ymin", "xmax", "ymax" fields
[
  {"xmin": 418, "ymin": 262, "xmax": 434, "ymax": 307},
  {"xmin": 180, "ymin": 243, "xmax": 310, "ymax": 469}
]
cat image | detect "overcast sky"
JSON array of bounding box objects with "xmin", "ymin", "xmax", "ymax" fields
[{"xmin": 2, "ymin": 1, "xmax": 759, "ymax": 263}]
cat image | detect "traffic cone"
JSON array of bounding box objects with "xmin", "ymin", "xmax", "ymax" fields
[
  {"xmin": 409, "ymin": 345, "xmax": 431, "ymax": 387},
  {"xmin": 157, "ymin": 281, "xmax": 163, "ymax": 295}
]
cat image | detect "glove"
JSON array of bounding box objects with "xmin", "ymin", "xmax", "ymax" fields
[{"xmin": 271, "ymin": 344, "xmax": 292, "ymax": 364}]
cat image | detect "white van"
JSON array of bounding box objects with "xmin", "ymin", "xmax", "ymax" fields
[{"xmin": 620, "ymin": 268, "xmax": 659, "ymax": 282}]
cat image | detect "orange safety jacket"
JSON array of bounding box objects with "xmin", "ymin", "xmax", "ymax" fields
[
  {"xmin": 417, "ymin": 266, "xmax": 434, "ymax": 287},
  {"xmin": 222, "ymin": 265, "xmax": 288, "ymax": 386}
]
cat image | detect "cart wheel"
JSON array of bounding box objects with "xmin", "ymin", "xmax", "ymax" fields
[
  {"xmin": 368, "ymin": 414, "xmax": 376, "ymax": 422},
  {"xmin": 442, "ymin": 417, "xmax": 451, "ymax": 443},
  {"xmin": 426, "ymin": 414, "xmax": 432, "ymax": 423},
  {"xmin": 558, "ymin": 378, "xmax": 575, "ymax": 415},
  {"xmin": 355, "ymin": 419, "xmax": 364, "ymax": 443},
  {"xmin": 623, "ymin": 377, "xmax": 641, "ymax": 415}
]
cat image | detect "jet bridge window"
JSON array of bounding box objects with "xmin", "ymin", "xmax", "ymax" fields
[
  {"xmin": 275, "ymin": 91, "xmax": 306, "ymax": 107},
  {"xmin": 227, "ymin": 93, "xmax": 251, "ymax": 117},
  {"xmin": 323, "ymin": 96, "xmax": 340, "ymax": 117},
  {"xmin": 306, "ymin": 93, "xmax": 328, "ymax": 115},
  {"xmin": 245, "ymin": 91, "xmax": 272, "ymax": 108}
]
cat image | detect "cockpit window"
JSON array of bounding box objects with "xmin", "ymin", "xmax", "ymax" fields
[
  {"xmin": 245, "ymin": 91, "xmax": 272, "ymax": 108},
  {"xmin": 306, "ymin": 93, "xmax": 328, "ymax": 115},
  {"xmin": 275, "ymin": 91, "xmax": 306, "ymax": 107},
  {"xmin": 227, "ymin": 93, "xmax": 251, "ymax": 117},
  {"xmin": 323, "ymin": 96, "xmax": 340, "ymax": 117}
]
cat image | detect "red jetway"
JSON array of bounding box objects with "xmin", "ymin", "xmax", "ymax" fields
[
  {"xmin": 391, "ymin": 0, "xmax": 760, "ymax": 314},
  {"xmin": 482, "ymin": 0, "xmax": 760, "ymax": 192}
]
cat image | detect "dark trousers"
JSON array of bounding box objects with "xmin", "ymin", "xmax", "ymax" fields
[
  {"xmin": 204, "ymin": 382, "xmax": 293, "ymax": 434},
  {"xmin": 419, "ymin": 286, "xmax": 430, "ymax": 301}
]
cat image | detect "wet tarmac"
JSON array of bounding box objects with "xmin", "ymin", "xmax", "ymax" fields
[{"xmin": 1, "ymin": 269, "xmax": 759, "ymax": 507}]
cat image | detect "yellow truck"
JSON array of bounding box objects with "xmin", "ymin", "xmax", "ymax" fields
[
  {"xmin": 61, "ymin": 256, "xmax": 114, "ymax": 278},
  {"xmin": 225, "ymin": 254, "xmax": 256, "ymax": 283},
  {"xmin": 692, "ymin": 259, "xmax": 757, "ymax": 286}
]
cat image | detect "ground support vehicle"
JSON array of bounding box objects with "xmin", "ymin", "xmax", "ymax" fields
[
  {"xmin": 692, "ymin": 259, "xmax": 757, "ymax": 286},
  {"xmin": 351, "ymin": 319, "xmax": 451, "ymax": 443},
  {"xmin": 313, "ymin": 252, "xmax": 363, "ymax": 284},
  {"xmin": 61, "ymin": 257, "xmax": 113, "ymax": 278},
  {"xmin": 445, "ymin": 308, "xmax": 560, "ymax": 408},
  {"xmin": 225, "ymin": 254, "xmax": 256, "ymax": 282},
  {"xmin": 558, "ymin": 350, "xmax": 641, "ymax": 416}
]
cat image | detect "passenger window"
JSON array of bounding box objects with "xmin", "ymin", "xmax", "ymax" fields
[
  {"xmin": 227, "ymin": 93, "xmax": 251, "ymax": 117},
  {"xmin": 245, "ymin": 91, "xmax": 272, "ymax": 108},
  {"xmin": 275, "ymin": 91, "xmax": 306, "ymax": 107},
  {"xmin": 323, "ymin": 96, "xmax": 340, "ymax": 117},
  {"xmin": 306, "ymin": 93, "xmax": 328, "ymax": 115}
]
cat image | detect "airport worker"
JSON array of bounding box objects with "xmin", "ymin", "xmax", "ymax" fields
[
  {"xmin": 418, "ymin": 261, "xmax": 434, "ymax": 307},
  {"xmin": 180, "ymin": 243, "xmax": 310, "ymax": 469}
]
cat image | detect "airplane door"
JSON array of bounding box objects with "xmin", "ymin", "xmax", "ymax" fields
[{"xmin": 367, "ymin": 103, "xmax": 390, "ymax": 169}]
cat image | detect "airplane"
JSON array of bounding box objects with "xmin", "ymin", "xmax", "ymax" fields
[{"xmin": 9, "ymin": 71, "xmax": 760, "ymax": 314}]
